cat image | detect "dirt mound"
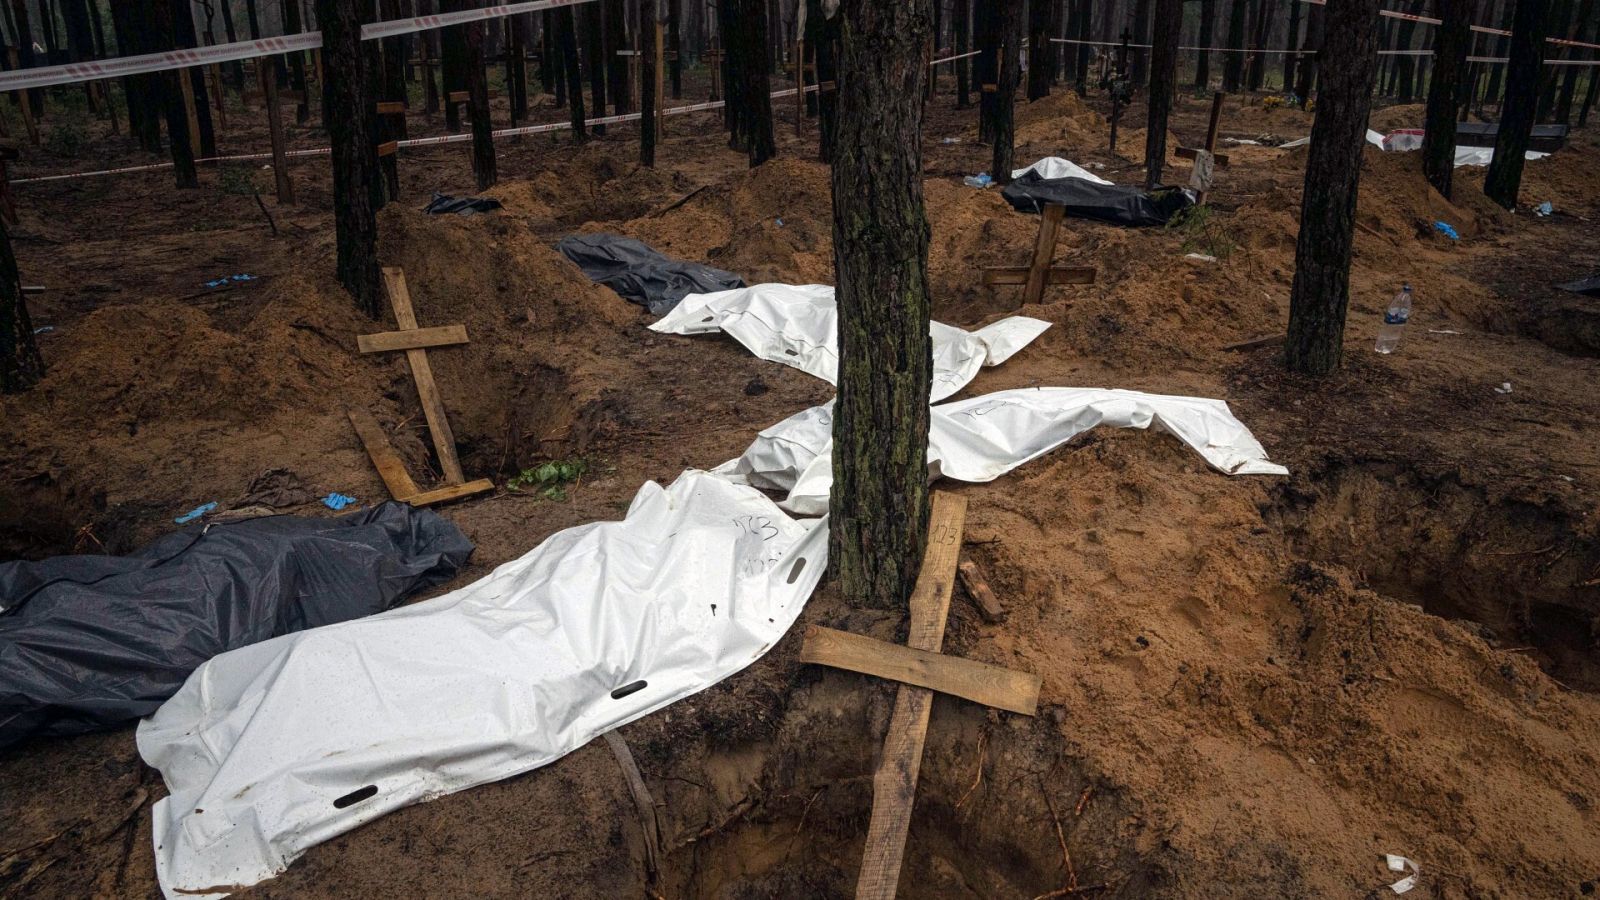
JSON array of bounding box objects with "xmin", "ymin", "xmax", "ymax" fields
[
  {"xmin": 484, "ymin": 141, "xmax": 686, "ymax": 235},
  {"xmin": 1014, "ymin": 89, "xmax": 1108, "ymax": 148},
  {"xmin": 1368, "ymin": 102, "xmax": 1428, "ymax": 132}
]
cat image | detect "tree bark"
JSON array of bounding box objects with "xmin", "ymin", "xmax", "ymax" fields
[
  {"xmin": 378, "ymin": 0, "xmax": 405, "ymax": 201},
  {"xmin": 641, "ymin": 0, "xmax": 657, "ymax": 165},
  {"xmin": 1295, "ymin": 3, "xmax": 1323, "ymax": 103},
  {"xmin": 1130, "ymin": 0, "xmax": 1150, "ymax": 85},
  {"xmin": 442, "ymin": 9, "xmax": 465, "ymax": 132},
  {"xmin": 669, "ymin": 0, "xmax": 682, "ymax": 97},
  {"xmin": 462, "ymin": 12, "xmax": 495, "ymax": 188},
  {"xmin": 830, "ymin": 0, "xmax": 933, "ymax": 611},
  {"xmin": 1284, "ymin": 0, "xmax": 1382, "ymax": 376},
  {"xmin": 581, "ymin": 2, "xmax": 607, "ymax": 132},
  {"xmin": 0, "ymin": 217, "xmax": 42, "ymax": 394},
  {"xmin": 11, "ymin": 0, "xmax": 43, "ymax": 110},
  {"xmin": 1026, "ymin": 0, "xmax": 1052, "ymax": 99},
  {"xmin": 1073, "ymin": 0, "xmax": 1088, "ymax": 95},
  {"xmin": 284, "ymin": 0, "xmax": 310, "ymax": 123},
  {"xmin": 217, "ymin": 0, "xmax": 246, "ymax": 87},
  {"xmin": 731, "ymin": 0, "xmax": 775, "ymax": 165},
  {"xmin": 171, "ymin": 0, "xmax": 218, "ymax": 159},
  {"xmin": 975, "ymin": 0, "xmax": 997, "ymax": 141},
  {"xmin": 1421, "ymin": 0, "xmax": 1471, "ymax": 199},
  {"xmin": 1554, "ymin": 0, "xmax": 1595, "ymax": 122},
  {"xmin": 1281, "ymin": 0, "xmax": 1300, "ymax": 92},
  {"xmin": 316, "ymin": 0, "xmax": 381, "ymax": 317},
  {"xmin": 1535, "ymin": 0, "xmax": 1573, "ymax": 118},
  {"xmin": 1247, "ymin": 0, "xmax": 1273, "ymax": 90},
  {"xmin": 954, "ymin": 0, "xmax": 969, "ymax": 106},
  {"xmin": 1393, "ymin": 0, "xmax": 1424, "ymax": 101},
  {"xmin": 815, "ymin": 0, "xmax": 839, "ymax": 160},
  {"xmin": 112, "ymin": 1, "xmax": 163, "ymax": 151},
  {"xmin": 1222, "ymin": 0, "xmax": 1246, "ymax": 91},
  {"xmin": 140, "ymin": 0, "xmax": 199, "ymax": 187},
  {"xmin": 246, "ymin": 0, "xmax": 262, "ymax": 39},
  {"xmin": 1144, "ymin": 0, "xmax": 1180, "ymax": 189},
  {"xmin": 1194, "ymin": 0, "xmax": 1215, "ymax": 89},
  {"xmin": 991, "ymin": 0, "xmax": 1019, "ymax": 180},
  {"xmin": 557, "ymin": 5, "xmax": 586, "ymax": 139},
  {"xmin": 604, "ymin": 0, "xmax": 630, "ymax": 113},
  {"xmin": 1484, "ymin": 0, "xmax": 1550, "ymax": 208}
]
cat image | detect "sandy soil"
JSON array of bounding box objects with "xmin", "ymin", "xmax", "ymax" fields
[{"xmin": 3, "ymin": 74, "xmax": 1600, "ymax": 900}]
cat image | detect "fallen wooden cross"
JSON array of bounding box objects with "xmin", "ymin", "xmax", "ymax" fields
[
  {"xmin": 802, "ymin": 492, "xmax": 1041, "ymax": 900},
  {"xmin": 983, "ymin": 203, "xmax": 1097, "ymax": 308},
  {"xmin": 349, "ymin": 267, "xmax": 493, "ymax": 507}
]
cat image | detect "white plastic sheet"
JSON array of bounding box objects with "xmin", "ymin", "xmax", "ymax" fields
[
  {"xmin": 1452, "ymin": 146, "xmax": 1549, "ymax": 167},
  {"xmin": 715, "ymin": 387, "xmax": 1289, "ymax": 516},
  {"xmin": 650, "ymin": 283, "xmax": 1051, "ymax": 401},
  {"xmin": 1010, "ymin": 156, "xmax": 1115, "ymax": 185},
  {"xmin": 1282, "ymin": 130, "xmax": 1550, "ymax": 167},
  {"xmin": 137, "ymin": 471, "xmax": 826, "ymax": 899}
]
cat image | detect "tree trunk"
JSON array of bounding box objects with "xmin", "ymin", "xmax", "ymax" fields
[
  {"xmin": 581, "ymin": 2, "xmax": 607, "ymax": 132},
  {"xmin": 1130, "ymin": 0, "xmax": 1150, "ymax": 85},
  {"xmin": 1535, "ymin": 0, "xmax": 1573, "ymax": 118},
  {"xmin": 830, "ymin": 0, "xmax": 933, "ymax": 611},
  {"xmin": 1247, "ymin": 0, "xmax": 1273, "ymax": 90},
  {"xmin": 1222, "ymin": 0, "xmax": 1246, "ymax": 91},
  {"xmin": 557, "ymin": 5, "xmax": 586, "ymax": 139},
  {"xmin": 604, "ymin": 0, "xmax": 630, "ymax": 113},
  {"xmin": 315, "ymin": 0, "xmax": 381, "ymax": 317},
  {"xmin": 510, "ymin": 14, "xmax": 530, "ymax": 121},
  {"xmin": 1144, "ymin": 0, "xmax": 1180, "ymax": 188},
  {"xmin": 1292, "ymin": 3, "xmax": 1323, "ymax": 106},
  {"xmin": 442, "ymin": 12, "xmax": 465, "ymax": 131},
  {"xmin": 141, "ymin": 0, "xmax": 199, "ymax": 187},
  {"xmin": 542, "ymin": 9, "xmax": 558, "ymax": 97},
  {"xmin": 171, "ymin": 0, "xmax": 218, "ymax": 159},
  {"xmin": 1073, "ymin": 0, "xmax": 1088, "ymax": 95},
  {"xmin": 112, "ymin": 1, "xmax": 163, "ymax": 151},
  {"xmin": 816, "ymin": 0, "xmax": 839, "ymax": 160},
  {"xmin": 1394, "ymin": 0, "xmax": 1423, "ymax": 101},
  {"xmin": 1026, "ymin": 0, "xmax": 1051, "ymax": 99},
  {"xmin": 461, "ymin": 10, "xmax": 495, "ymax": 188},
  {"xmin": 992, "ymin": 0, "xmax": 1019, "ymax": 180},
  {"xmin": 641, "ymin": 0, "xmax": 657, "ymax": 165},
  {"xmin": 1421, "ymin": 0, "xmax": 1471, "ymax": 199},
  {"xmin": 284, "ymin": 0, "xmax": 310, "ymax": 123},
  {"xmin": 218, "ymin": 0, "xmax": 246, "ymax": 87},
  {"xmin": 1283, "ymin": 0, "xmax": 1382, "ymax": 376},
  {"xmin": 954, "ymin": 0, "xmax": 969, "ymax": 106},
  {"xmin": 1194, "ymin": 0, "xmax": 1215, "ymax": 89},
  {"xmin": 732, "ymin": 0, "xmax": 775, "ymax": 164},
  {"xmin": 975, "ymin": 0, "xmax": 997, "ymax": 141},
  {"xmin": 1554, "ymin": 0, "xmax": 1595, "ymax": 123},
  {"xmin": 1281, "ymin": 0, "xmax": 1300, "ymax": 92},
  {"xmin": 11, "ymin": 0, "xmax": 43, "ymax": 111},
  {"xmin": 378, "ymin": 0, "xmax": 405, "ymax": 200},
  {"xmin": 0, "ymin": 218, "xmax": 42, "ymax": 394},
  {"xmin": 1484, "ymin": 0, "xmax": 1550, "ymax": 208},
  {"xmin": 669, "ymin": 0, "xmax": 682, "ymax": 98},
  {"xmin": 246, "ymin": 0, "xmax": 262, "ymax": 39}
]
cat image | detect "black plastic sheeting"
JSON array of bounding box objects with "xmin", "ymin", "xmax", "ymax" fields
[
  {"xmin": 1557, "ymin": 275, "xmax": 1600, "ymax": 297},
  {"xmin": 424, "ymin": 193, "xmax": 504, "ymax": 215},
  {"xmin": 557, "ymin": 232, "xmax": 745, "ymax": 315},
  {"xmin": 0, "ymin": 502, "xmax": 473, "ymax": 750},
  {"xmin": 1001, "ymin": 171, "xmax": 1196, "ymax": 227}
]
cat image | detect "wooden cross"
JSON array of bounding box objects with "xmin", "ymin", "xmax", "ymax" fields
[
  {"xmin": 982, "ymin": 203, "xmax": 1098, "ymax": 308},
  {"xmin": 1176, "ymin": 91, "xmax": 1231, "ymax": 205},
  {"xmin": 348, "ymin": 268, "xmax": 493, "ymax": 507},
  {"xmin": 798, "ymin": 493, "xmax": 1042, "ymax": 900}
]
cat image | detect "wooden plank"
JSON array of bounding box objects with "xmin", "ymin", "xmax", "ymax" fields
[
  {"xmin": 9, "ymin": 51, "xmax": 38, "ymax": 146},
  {"xmin": 405, "ymin": 478, "xmax": 494, "ymax": 506},
  {"xmin": 1022, "ymin": 204, "xmax": 1065, "ymax": 306},
  {"xmin": 1176, "ymin": 146, "xmax": 1230, "ymax": 166},
  {"xmin": 855, "ymin": 491, "xmax": 967, "ymax": 900},
  {"xmin": 602, "ymin": 731, "xmax": 663, "ymax": 879},
  {"xmin": 983, "ymin": 266, "xmax": 1097, "ymax": 287},
  {"xmin": 1220, "ymin": 333, "xmax": 1284, "ymax": 352},
  {"xmin": 801, "ymin": 626, "xmax": 1038, "ymax": 715},
  {"xmin": 375, "ymin": 100, "xmax": 406, "ymax": 115},
  {"xmin": 357, "ymin": 324, "xmax": 469, "ymax": 354},
  {"xmin": 958, "ymin": 560, "xmax": 1007, "ymax": 623},
  {"xmin": 346, "ymin": 408, "xmax": 421, "ymax": 501},
  {"xmin": 177, "ymin": 69, "xmax": 203, "ymax": 161},
  {"xmin": 376, "ymin": 140, "xmax": 399, "ymax": 157},
  {"xmin": 380, "ymin": 267, "xmax": 467, "ymax": 485}
]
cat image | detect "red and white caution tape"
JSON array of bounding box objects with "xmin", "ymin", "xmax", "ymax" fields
[
  {"xmin": 1299, "ymin": 0, "xmax": 1600, "ymax": 51},
  {"xmin": 0, "ymin": 0, "xmax": 598, "ymax": 94},
  {"xmin": 930, "ymin": 49, "xmax": 982, "ymax": 66}
]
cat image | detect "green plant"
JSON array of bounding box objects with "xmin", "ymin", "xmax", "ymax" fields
[
  {"xmin": 506, "ymin": 458, "xmax": 590, "ymax": 501},
  {"xmin": 1166, "ymin": 204, "xmax": 1236, "ymax": 260},
  {"xmin": 218, "ymin": 165, "xmax": 259, "ymax": 196}
]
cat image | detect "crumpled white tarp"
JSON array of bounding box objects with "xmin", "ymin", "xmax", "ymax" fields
[
  {"xmin": 650, "ymin": 283, "xmax": 1051, "ymax": 402},
  {"xmin": 137, "ymin": 471, "xmax": 827, "ymax": 899},
  {"xmin": 1010, "ymin": 156, "xmax": 1115, "ymax": 185},
  {"xmin": 716, "ymin": 387, "xmax": 1289, "ymax": 516},
  {"xmin": 1282, "ymin": 130, "xmax": 1550, "ymax": 167}
]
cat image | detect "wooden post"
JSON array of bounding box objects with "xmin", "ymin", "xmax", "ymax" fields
[
  {"xmin": 177, "ymin": 68, "xmax": 204, "ymax": 163},
  {"xmin": 1198, "ymin": 90, "xmax": 1224, "ymax": 203},
  {"xmin": 794, "ymin": 38, "xmax": 804, "ymax": 135},
  {"xmin": 262, "ymin": 58, "xmax": 294, "ymax": 204}
]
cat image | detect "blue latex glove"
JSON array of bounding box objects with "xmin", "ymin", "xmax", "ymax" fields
[
  {"xmin": 322, "ymin": 493, "xmax": 358, "ymax": 511},
  {"xmin": 174, "ymin": 502, "xmax": 217, "ymax": 525}
]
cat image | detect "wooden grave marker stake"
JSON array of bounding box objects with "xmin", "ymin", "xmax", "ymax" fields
[
  {"xmin": 9, "ymin": 51, "xmax": 38, "ymax": 146},
  {"xmin": 805, "ymin": 492, "xmax": 1041, "ymax": 900},
  {"xmin": 177, "ymin": 68, "xmax": 204, "ymax": 160},
  {"xmin": 1176, "ymin": 91, "xmax": 1231, "ymax": 205},
  {"xmin": 348, "ymin": 268, "xmax": 493, "ymax": 507},
  {"xmin": 982, "ymin": 203, "xmax": 1097, "ymax": 307}
]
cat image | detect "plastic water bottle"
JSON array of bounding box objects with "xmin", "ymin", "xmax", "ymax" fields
[{"xmin": 1375, "ymin": 284, "xmax": 1412, "ymax": 354}]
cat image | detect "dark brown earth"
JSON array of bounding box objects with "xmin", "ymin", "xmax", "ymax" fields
[{"xmin": 3, "ymin": 66, "xmax": 1600, "ymax": 900}]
